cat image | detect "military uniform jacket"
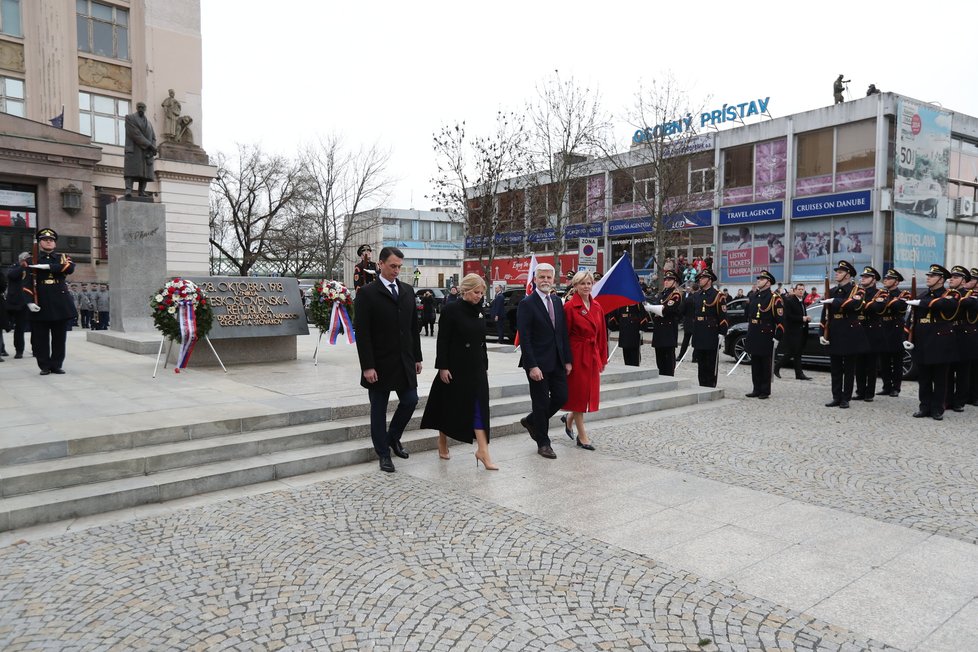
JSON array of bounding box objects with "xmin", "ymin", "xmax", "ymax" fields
[
  {"xmin": 650, "ymin": 287, "xmax": 684, "ymax": 348},
  {"xmin": 690, "ymin": 286, "xmax": 728, "ymax": 350},
  {"xmin": 869, "ymin": 288, "xmax": 908, "ymax": 352},
  {"xmin": 953, "ymin": 289, "xmax": 978, "ymax": 360},
  {"xmin": 95, "ymin": 290, "xmax": 110, "ymax": 312},
  {"xmin": 820, "ymin": 281, "xmax": 868, "ymax": 355},
  {"xmin": 353, "ymin": 260, "xmax": 377, "ymax": 291},
  {"xmin": 78, "ymin": 290, "xmax": 94, "ymax": 311},
  {"xmin": 609, "ymin": 303, "xmax": 647, "ymax": 349},
  {"xmin": 24, "ymin": 251, "xmax": 77, "ymax": 322},
  {"xmin": 859, "ymin": 286, "xmax": 888, "ymax": 353},
  {"xmin": 908, "ymin": 287, "xmax": 958, "ymax": 365},
  {"xmin": 745, "ymin": 288, "xmax": 784, "ymax": 355}
]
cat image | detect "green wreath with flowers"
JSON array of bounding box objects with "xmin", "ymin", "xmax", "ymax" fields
[{"xmin": 149, "ymin": 277, "xmax": 214, "ymax": 342}]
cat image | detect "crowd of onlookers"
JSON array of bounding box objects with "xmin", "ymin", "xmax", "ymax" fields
[{"xmin": 69, "ymin": 282, "xmax": 110, "ymax": 330}]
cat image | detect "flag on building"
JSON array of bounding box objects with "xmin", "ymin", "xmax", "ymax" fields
[
  {"xmin": 49, "ymin": 110, "xmax": 64, "ymax": 129},
  {"xmin": 513, "ymin": 254, "xmax": 538, "ymax": 348},
  {"xmin": 593, "ymin": 252, "xmax": 645, "ymax": 312}
]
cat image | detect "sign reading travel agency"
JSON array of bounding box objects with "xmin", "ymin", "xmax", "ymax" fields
[{"xmin": 718, "ymin": 201, "xmax": 783, "ymax": 225}]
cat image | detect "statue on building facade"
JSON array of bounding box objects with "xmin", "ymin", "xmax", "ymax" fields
[
  {"xmin": 124, "ymin": 102, "xmax": 157, "ymax": 197},
  {"xmin": 161, "ymin": 89, "xmax": 182, "ymax": 142}
]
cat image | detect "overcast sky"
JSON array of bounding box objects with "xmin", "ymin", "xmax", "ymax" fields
[{"xmin": 201, "ymin": 0, "xmax": 977, "ymax": 209}]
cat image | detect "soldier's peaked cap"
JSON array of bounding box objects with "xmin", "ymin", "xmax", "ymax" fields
[
  {"xmin": 860, "ymin": 266, "xmax": 881, "ymax": 281},
  {"xmin": 833, "ymin": 260, "xmax": 856, "ymax": 276},
  {"xmin": 925, "ymin": 264, "xmax": 950, "ymax": 279},
  {"xmin": 757, "ymin": 269, "xmax": 776, "ymax": 284},
  {"xmin": 36, "ymin": 228, "xmax": 57, "ymax": 241},
  {"xmin": 356, "ymin": 244, "xmax": 372, "ymax": 256},
  {"xmin": 883, "ymin": 269, "xmax": 904, "ymax": 282},
  {"xmin": 970, "ymin": 267, "xmax": 978, "ymax": 280},
  {"xmin": 663, "ymin": 270, "xmax": 679, "ymax": 281},
  {"xmin": 696, "ymin": 268, "xmax": 717, "ymax": 282},
  {"xmin": 949, "ymin": 265, "xmax": 972, "ymax": 281}
]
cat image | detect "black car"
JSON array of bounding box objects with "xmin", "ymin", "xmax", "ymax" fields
[
  {"xmin": 722, "ymin": 303, "xmax": 918, "ymax": 379},
  {"xmin": 482, "ymin": 288, "xmax": 526, "ymax": 342},
  {"xmin": 724, "ymin": 296, "xmax": 750, "ymax": 328}
]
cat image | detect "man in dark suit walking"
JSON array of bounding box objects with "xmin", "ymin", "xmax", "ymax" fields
[
  {"xmin": 517, "ymin": 263, "xmax": 572, "ymax": 459},
  {"xmin": 775, "ymin": 283, "xmax": 812, "ymax": 380},
  {"xmin": 354, "ymin": 246, "xmax": 423, "ymax": 473},
  {"xmin": 490, "ymin": 284, "xmax": 507, "ymax": 343}
]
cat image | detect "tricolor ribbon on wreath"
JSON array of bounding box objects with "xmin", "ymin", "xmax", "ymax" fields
[
  {"xmin": 174, "ymin": 299, "xmax": 199, "ymax": 371},
  {"xmin": 327, "ymin": 301, "xmax": 356, "ymax": 345}
]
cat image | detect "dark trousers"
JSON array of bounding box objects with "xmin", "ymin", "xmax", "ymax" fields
[
  {"xmin": 8, "ymin": 307, "xmax": 28, "ymax": 354},
  {"xmin": 830, "ymin": 354, "xmax": 857, "ymax": 401},
  {"xmin": 80, "ymin": 309, "xmax": 92, "ymax": 329},
  {"xmin": 367, "ymin": 387, "xmax": 418, "ymax": 458},
  {"xmin": 622, "ymin": 347, "xmax": 641, "ymax": 366},
  {"xmin": 525, "ymin": 366, "xmax": 568, "ymax": 448},
  {"xmin": 31, "ymin": 319, "xmax": 67, "ymax": 372},
  {"xmin": 677, "ymin": 331, "xmax": 692, "ymax": 362},
  {"xmin": 97, "ymin": 311, "xmax": 109, "ymax": 330},
  {"xmin": 948, "ymin": 360, "xmax": 971, "ymax": 409},
  {"xmin": 696, "ymin": 348, "xmax": 718, "ymax": 388},
  {"xmin": 751, "ymin": 354, "xmax": 773, "ymax": 395},
  {"xmin": 879, "ymin": 351, "xmax": 904, "ymax": 394},
  {"xmin": 495, "ymin": 318, "xmax": 505, "ymax": 343},
  {"xmin": 776, "ymin": 347, "xmax": 805, "ymax": 378},
  {"xmin": 854, "ymin": 352, "xmax": 878, "ymax": 398},
  {"xmin": 917, "ymin": 363, "xmax": 949, "ymax": 416},
  {"xmin": 654, "ymin": 346, "xmax": 676, "ymax": 376}
]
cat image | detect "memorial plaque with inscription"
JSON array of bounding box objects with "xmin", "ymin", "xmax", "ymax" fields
[{"xmin": 187, "ymin": 277, "xmax": 309, "ymax": 340}]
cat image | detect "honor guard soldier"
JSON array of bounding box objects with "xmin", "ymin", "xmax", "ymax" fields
[
  {"xmin": 643, "ymin": 270, "xmax": 684, "ymax": 376},
  {"xmin": 875, "ymin": 269, "xmax": 909, "ymax": 397},
  {"xmin": 353, "ymin": 244, "xmax": 377, "ymax": 292},
  {"xmin": 855, "ymin": 266, "xmax": 883, "ymax": 401},
  {"xmin": 905, "ymin": 264, "xmax": 958, "ymax": 420},
  {"xmin": 24, "ymin": 228, "xmax": 77, "ymax": 375},
  {"xmin": 963, "ymin": 268, "xmax": 978, "ymax": 407},
  {"xmin": 608, "ymin": 303, "xmax": 648, "ymax": 366},
  {"xmin": 818, "ymin": 260, "xmax": 868, "ymax": 408},
  {"xmin": 689, "ymin": 268, "xmax": 727, "ymax": 388},
  {"xmin": 744, "ymin": 270, "xmax": 784, "ymax": 399},
  {"xmin": 946, "ymin": 266, "xmax": 973, "ymax": 411}
]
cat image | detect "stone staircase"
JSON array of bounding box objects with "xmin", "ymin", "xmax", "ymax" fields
[{"xmin": 0, "ymin": 366, "xmax": 722, "ymax": 532}]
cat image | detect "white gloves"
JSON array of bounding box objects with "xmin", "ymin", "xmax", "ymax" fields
[
  {"xmin": 903, "ymin": 341, "xmax": 915, "ymax": 350},
  {"xmin": 27, "ymin": 303, "xmax": 40, "ymax": 312},
  {"xmin": 819, "ymin": 336, "xmax": 830, "ymax": 346},
  {"xmin": 28, "ymin": 264, "xmax": 50, "ymax": 270},
  {"xmin": 819, "ymin": 298, "xmax": 833, "ymax": 305},
  {"xmin": 906, "ymin": 299, "xmax": 921, "ymax": 307},
  {"xmin": 717, "ymin": 334, "xmax": 724, "ymax": 348},
  {"xmin": 648, "ymin": 304, "xmax": 664, "ymax": 317}
]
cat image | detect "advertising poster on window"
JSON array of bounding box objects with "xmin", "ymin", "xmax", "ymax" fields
[
  {"xmin": 720, "ymin": 224, "xmax": 785, "ymax": 284},
  {"xmin": 893, "ymin": 99, "xmax": 951, "ymax": 278},
  {"xmin": 790, "ymin": 215, "xmax": 873, "ymax": 281},
  {"xmin": 0, "ymin": 210, "xmax": 34, "ymax": 228}
]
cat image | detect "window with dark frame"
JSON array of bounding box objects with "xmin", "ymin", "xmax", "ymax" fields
[{"xmin": 77, "ymin": 0, "xmax": 129, "ymax": 61}]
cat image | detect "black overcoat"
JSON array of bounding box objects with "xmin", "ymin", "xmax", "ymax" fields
[
  {"xmin": 420, "ymin": 299, "xmax": 490, "ymax": 443},
  {"xmin": 745, "ymin": 288, "xmax": 784, "ymax": 355},
  {"xmin": 609, "ymin": 303, "xmax": 646, "ymax": 349},
  {"xmin": 871, "ymin": 288, "xmax": 908, "ymax": 352},
  {"xmin": 354, "ymin": 278, "xmax": 422, "ymax": 391},
  {"xmin": 650, "ymin": 288, "xmax": 684, "ymax": 348},
  {"xmin": 819, "ymin": 281, "xmax": 868, "ymax": 355},
  {"xmin": 909, "ymin": 287, "xmax": 958, "ymax": 365},
  {"xmin": 27, "ymin": 251, "xmax": 77, "ymax": 322},
  {"xmin": 779, "ymin": 293, "xmax": 808, "ymax": 354},
  {"xmin": 690, "ymin": 287, "xmax": 728, "ymax": 350}
]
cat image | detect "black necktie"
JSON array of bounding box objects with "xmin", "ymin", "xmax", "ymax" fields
[{"xmin": 389, "ymin": 282, "xmax": 398, "ymax": 300}]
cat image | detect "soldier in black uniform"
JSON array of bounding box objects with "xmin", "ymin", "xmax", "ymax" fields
[
  {"xmin": 353, "ymin": 244, "xmax": 377, "ymax": 292},
  {"xmin": 818, "ymin": 260, "xmax": 868, "ymax": 408},
  {"xmin": 24, "ymin": 228, "xmax": 77, "ymax": 375},
  {"xmin": 608, "ymin": 303, "xmax": 647, "ymax": 366},
  {"xmin": 644, "ymin": 270, "xmax": 684, "ymax": 376},
  {"xmin": 875, "ymin": 269, "xmax": 909, "ymax": 397},
  {"xmin": 744, "ymin": 270, "xmax": 784, "ymax": 399},
  {"xmin": 854, "ymin": 266, "xmax": 883, "ymax": 401},
  {"xmin": 946, "ymin": 266, "xmax": 973, "ymax": 412},
  {"xmin": 905, "ymin": 264, "xmax": 958, "ymax": 420},
  {"xmin": 964, "ymin": 268, "xmax": 978, "ymax": 406},
  {"xmin": 689, "ymin": 268, "xmax": 727, "ymax": 388}
]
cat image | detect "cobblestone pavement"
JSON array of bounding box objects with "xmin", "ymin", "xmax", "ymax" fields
[
  {"xmin": 599, "ymin": 352, "xmax": 978, "ymax": 545},
  {"xmin": 0, "ymin": 474, "xmax": 894, "ymax": 651}
]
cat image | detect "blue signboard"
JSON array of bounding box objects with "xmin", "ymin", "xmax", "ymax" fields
[
  {"xmin": 662, "ymin": 209, "xmax": 712, "ymax": 230},
  {"xmin": 565, "ymin": 222, "xmax": 604, "ymax": 239},
  {"xmin": 792, "ymin": 190, "xmax": 872, "ymax": 219},
  {"xmin": 718, "ymin": 201, "xmax": 783, "ymax": 225}
]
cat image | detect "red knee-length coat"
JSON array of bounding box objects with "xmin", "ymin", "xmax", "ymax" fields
[{"xmin": 562, "ymin": 293, "xmax": 608, "ymax": 413}]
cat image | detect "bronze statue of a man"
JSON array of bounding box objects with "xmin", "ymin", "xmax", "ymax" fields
[{"xmin": 124, "ymin": 101, "xmax": 157, "ymax": 197}]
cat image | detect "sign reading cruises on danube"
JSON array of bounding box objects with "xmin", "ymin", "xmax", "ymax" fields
[{"xmin": 187, "ymin": 276, "xmax": 309, "ymax": 339}]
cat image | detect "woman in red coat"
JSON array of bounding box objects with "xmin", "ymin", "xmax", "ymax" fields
[{"xmin": 560, "ymin": 270, "xmax": 608, "ymax": 451}]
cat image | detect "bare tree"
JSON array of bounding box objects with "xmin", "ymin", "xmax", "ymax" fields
[
  {"xmin": 430, "ymin": 111, "xmax": 529, "ymax": 284},
  {"xmin": 209, "ymin": 144, "xmax": 305, "ymax": 276},
  {"xmin": 525, "ymin": 72, "xmax": 611, "ymax": 281}
]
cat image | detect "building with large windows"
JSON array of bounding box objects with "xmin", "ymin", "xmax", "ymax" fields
[
  {"xmin": 343, "ymin": 208, "xmax": 465, "ymax": 290},
  {"xmin": 0, "ymin": 0, "xmax": 214, "ymax": 280},
  {"xmin": 464, "ymin": 92, "xmax": 978, "ymax": 288}
]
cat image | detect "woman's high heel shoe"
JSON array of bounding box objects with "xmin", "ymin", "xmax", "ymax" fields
[
  {"xmin": 576, "ymin": 437, "xmax": 595, "ymax": 451},
  {"xmin": 475, "ymin": 453, "xmax": 499, "ymax": 470},
  {"xmin": 560, "ymin": 414, "xmax": 574, "ymax": 439}
]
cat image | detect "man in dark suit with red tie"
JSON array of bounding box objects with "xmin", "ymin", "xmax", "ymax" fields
[
  {"xmin": 517, "ymin": 263, "xmax": 572, "ymax": 459},
  {"xmin": 354, "ymin": 246, "xmax": 423, "ymax": 473}
]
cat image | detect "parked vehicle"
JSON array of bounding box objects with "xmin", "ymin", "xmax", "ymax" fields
[
  {"xmin": 415, "ymin": 287, "xmax": 447, "ymax": 312},
  {"xmin": 482, "ymin": 288, "xmax": 525, "ymax": 343},
  {"xmin": 722, "ymin": 304, "xmax": 918, "ymax": 379},
  {"xmin": 723, "ymin": 296, "xmax": 750, "ymax": 328}
]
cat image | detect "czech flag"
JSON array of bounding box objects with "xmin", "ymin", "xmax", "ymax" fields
[
  {"xmin": 513, "ymin": 254, "xmax": 538, "ymax": 348},
  {"xmin": 593, "ymin": 252, "xmax": 645, "ymax": 312}
]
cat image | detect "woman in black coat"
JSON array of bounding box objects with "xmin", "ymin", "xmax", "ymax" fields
[{"xmin": 420, "ymin": 273, "xmax": 496, "ymax": 470}]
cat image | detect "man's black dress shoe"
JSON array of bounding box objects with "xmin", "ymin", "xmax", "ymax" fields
[
  {"xmin": 890, "ymin": 391, "xmax": 900, "ymax": 397},
  {"xmin": 379, "ymin": 457, "xmax": 395, "ymax": 473},
  {"xmin": 0, "ymin": 350, "xmax": 8, "ymax": 356},
  {"xmin": 933, "ymin": 412, "xmax": 944, "ymax": 421},
  {"xmin": 757, "ymin": 394, "xmax": 770, "ymax": 399},
  {"xmin": 520, "ymin": 417, "xmax": 536, "ymax": 440},
  {"xmin": 14, "ymin": 352, "xmax": 23, "ymax": 359},
  {"xmin": 796, "ymin": 375, "xmax": 812, "ymax": 381},
  {"xmin": 951, "ymin": 406, "xmax": 965, "ymax": 412},
  {"xmin": 863, "ymin": 396, "xmax": 873, "ymax": 402},
  {"xmin": 854, "ymin": 394, "xmax": 864, "ymax": 401},
  {"xmin": 576, "ymin": 437, "xmax": 595, "ymax": 451},
  {"xmin": 912, "ymin": 410, "xmax": 930, "ymax": 418},
  {"xmin": 773, "ymin": 369, "xmax": 781, "ymax": 379},
  {"xmin": 39, "ymin": 369, "xmax": 50, "ymax": 376},
  {"xmin": 839, "ymin": 401, "xmax": 850, "ymax": 409},
  {"xmin": 50, "ymin": 368, "xmax": 65, "ymax": 375},
  {"xmin": 825, "ymin": 400, "xmax": 841, "ymax": 407},
  {"xmin": 391, "ymin": 441, "xmax": 409, "ymax": 459},
  {"xmin": 745, "ymin": 392, "xmax": 760, "ymax": 398},
  {"xmin": 537, "ymin": 446, "xmax": 556, "ymax": 459}
]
